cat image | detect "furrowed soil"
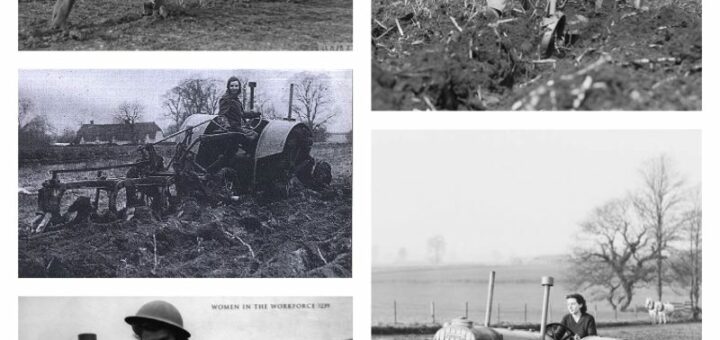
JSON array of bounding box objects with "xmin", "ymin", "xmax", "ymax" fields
[
  {"xmin": 19, "ymin": 0, "xmax": 352, "ymax": 50},
  {"xmin": 372, "ymin": 0, "xmax": 701, "ymax": 110},
  {"xmin": 18, "ymin": 143, "xmax": 352, "ymax": 278}
]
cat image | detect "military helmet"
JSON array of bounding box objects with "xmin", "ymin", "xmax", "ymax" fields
[{"xmin": 125, "ymin": 300, "xmax": 191, "ymax": 338}]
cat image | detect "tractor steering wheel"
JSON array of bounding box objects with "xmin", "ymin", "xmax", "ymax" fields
[
  {"xmin": 544, "ymin": 323, "xmax": 577, "ymax": 340},
  {"xmin": 245, "ymin": 111, "xmax": 264, "ymax": 130}
]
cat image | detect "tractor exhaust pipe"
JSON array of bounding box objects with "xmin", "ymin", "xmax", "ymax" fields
[
  {"xmin": 539, "ymin": 276, "xmax": 554, "ymax": 340},
  {"xmin": 287, "ymin": 83, "xmax": 295, "ymax": 120},
  {"xmin": 484, "ymin": 271, "xmax": 496, "ymax": 327},
  {"xmin": 248, "ymin": 82, "xmax": 257, "ymax": 110}
]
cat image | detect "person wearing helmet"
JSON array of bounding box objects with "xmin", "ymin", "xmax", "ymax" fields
[{"xmin": 125, "ymin": 300, "xmax": 191, "ymax": 340}]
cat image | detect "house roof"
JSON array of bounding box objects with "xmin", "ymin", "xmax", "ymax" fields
[{"xmin": 76, "ymin": 122, "xmax": 162, "ymax": 143}]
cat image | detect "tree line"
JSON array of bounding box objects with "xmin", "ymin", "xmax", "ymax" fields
[
  {"xmin": 567, "ymin": 155, "xmax": 701, "ymax": 319},
  {"xmin": 19, "ymin": 72, "xmax": 345, "ymax": 147}
]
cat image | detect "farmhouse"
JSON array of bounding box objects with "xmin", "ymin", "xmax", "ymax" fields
[{"xmin": 75, "ymin": 121, "xmax": 163, "ymax": 145}]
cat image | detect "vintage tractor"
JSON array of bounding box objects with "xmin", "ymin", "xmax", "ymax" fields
[
  {"xmin": 432, "ymin": 273, "xmax": 624, "ymax": 340},
  {"xmin": 32, "ymin": 82, "xmax": 331, "ymax": 232}
]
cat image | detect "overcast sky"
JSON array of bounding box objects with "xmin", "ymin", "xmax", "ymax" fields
[
  {"xmin": 18, "ymin": 69, "xmax": 352, "ymax": 133},
  {"xmin": 372, "ymin": 130, "xmax": 701, "ymax": 266},
  {"xmin": 20, "ymin": 297, "xmax": 352, "ymax": 340}
]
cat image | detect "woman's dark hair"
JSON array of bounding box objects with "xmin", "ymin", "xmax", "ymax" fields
[
  {"xmin": 566, "ymin": 293, "xmax": 587, "ymax": 314},
  {"xmin": 226, "ymin": 76, "xmax": 241, "ymax": 89}
]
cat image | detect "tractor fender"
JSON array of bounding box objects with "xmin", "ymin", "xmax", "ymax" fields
[{"xmin": 255, "ymin": 120, "xmax": 310, "ymax": 159}]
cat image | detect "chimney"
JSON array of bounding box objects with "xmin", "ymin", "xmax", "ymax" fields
[{"xmin": 90, "ymin": 120, "xmax": 94, "ymax": 125}]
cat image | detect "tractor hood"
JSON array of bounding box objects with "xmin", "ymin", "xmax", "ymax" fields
[{"xmin": 175, "ymin": 114, "xmax": 310, "ymax": 159}]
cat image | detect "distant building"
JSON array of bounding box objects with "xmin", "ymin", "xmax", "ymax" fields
[{"xmin": 75, "ymin": 121, "xmax": 163, "ymax": 145}]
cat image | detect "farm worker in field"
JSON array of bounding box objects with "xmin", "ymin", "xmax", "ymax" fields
[
  {"xmin": 125, "ymin": 300, "xmax": 192, "ymax": 340},
  {"xmin": 559, "ymin": 293, "xmax": 597, "ymax": 339},
  {"xmin": 219, "ymin": 76, "xmax": 261, "ymax": 146}
]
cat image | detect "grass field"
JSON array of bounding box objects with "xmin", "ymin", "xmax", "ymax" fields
[
  {"xmin": 373, "ymin": 263, "xmax": 690, "ymax": 325},
  {"xmin": 19, "ymin": 0, "xmax": 352, "ymax": 50}
]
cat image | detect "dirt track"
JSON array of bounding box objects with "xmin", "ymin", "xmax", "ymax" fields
[
  {"xmin": 18, "ymin": 144, "xmax": 352, "ymax": 278},
  {"xmin": 372, "ymin": 0, "xmax": 701, "ymax": 110},
  {"xmin": 18, "ymin": 0, "xmax": 352, "ymax": 50}
]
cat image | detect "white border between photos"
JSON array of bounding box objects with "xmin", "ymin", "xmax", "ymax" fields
[{"xmin": 1, "ymin": 0, "xmax": 717, "ymax": 339}]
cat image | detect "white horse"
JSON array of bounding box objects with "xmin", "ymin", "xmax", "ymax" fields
[{"xmin": 645, "ymin": 297, "xmax": 675, "ymax": 324}]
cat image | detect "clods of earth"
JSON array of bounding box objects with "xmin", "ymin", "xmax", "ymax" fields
[
  {"xmin": 18, "ymin": 180, "xmax": 352, "ymax": 278},
  {"xmin": 372, "ymin": 0, "xmax": 701, "ymax": 110},
  {"xmin": 18, "ymin": 0, "xmax": 352, "ymax": 50}
]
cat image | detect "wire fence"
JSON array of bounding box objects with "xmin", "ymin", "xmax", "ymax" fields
[{"xmin": 376, "ymin": 300, "xmax": 651, "ymax": 325}]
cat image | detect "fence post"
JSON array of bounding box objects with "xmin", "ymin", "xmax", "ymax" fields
[
  {"xmin": 594, "ymin": 304, "xmax": 598, "ymax": 319},
  {"xmin": 465, "ymin": 301, "xmax": 469, "ymax": 318},
  {"xmin": 431, "ymin": 301, "xmax": 436, "ymax": 324},
  {"xmin": 614, "ymin": 308, "xmax": 618, "ymax": 321},
  {"xmin": 394, "ymin": 300, "xmax": 397, "ymax": 324},
  {"xmin": 524, "ymin": 303, "xmax": 528, "ymax": 323}
]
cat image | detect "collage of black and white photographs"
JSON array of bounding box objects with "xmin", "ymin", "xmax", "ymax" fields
[{"xmin": 2, "ymin": 0, "xmax": 713, "ymax": 339}]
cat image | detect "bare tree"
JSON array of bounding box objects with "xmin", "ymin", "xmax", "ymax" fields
[
  {"xmin": 114, "ymin": 100, "xmax": 145, "ymax": 124},
  {"xmin": 634, "ymin": 155, "xmax": 686, "ymax": 301},
  {"xmin": 290, "ymin": 73, "xmax": 337, "ymax": 135},
  {"xmin": 18, "ymin": 97, "xmax": 34, "ymax": 127},
  {"xmin": 426, "ymin": 235, "xmax": 446, "ymax": 265},
  {"xmin": 162, "ymin": 78, "xmax": 222, "ymax": 132},
  {"xmin": 668, "ymin": 186, "xmax": 701, "ymax": 320},
  {"xmin": 567, "ymin": 197, "xmax": 655, "ymax": 311},
  {"xmin": 19, "ymin": 114, "xmax": 54, "ymax": 147},
  {"xmin": 256, "ymin": 97, "xmax": 280, "ymax": 119}
]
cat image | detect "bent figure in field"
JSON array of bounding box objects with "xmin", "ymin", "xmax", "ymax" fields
[
  {"xmin": 50, "ymin": 0, "xmax": 167, "ymax": 29},
  {"xmin": 557, "ymin": 293, "xmax": 597, "ymax": 339},
  {"xmin": 125, "ymin": 300, "xmax": 192, "ymax": 340}
]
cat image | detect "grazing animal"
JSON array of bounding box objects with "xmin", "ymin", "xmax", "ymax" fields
[{"xmin": 645, "ymin": 297, "xmax": 675, "ymax": 324}]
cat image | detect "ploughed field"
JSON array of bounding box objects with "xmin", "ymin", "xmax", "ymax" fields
[
  {"xmin": 18, "ymin": 0, "xmax": 352, "ymax": 50},
  {"xmin": 18, "ymin": 143, "xmax": 352, "ymax": 278},
  {"xmin": 372, "ymin": 0, "xmax": 701, "ymax": 110}
]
